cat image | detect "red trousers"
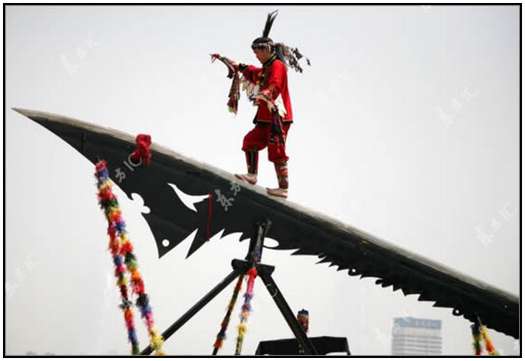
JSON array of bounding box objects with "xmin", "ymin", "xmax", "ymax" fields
[{"xmin": 242, "ymin": 122, "xmax": 291, "ymax": 163}]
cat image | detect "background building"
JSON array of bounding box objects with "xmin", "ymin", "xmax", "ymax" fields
[{"xmin": 391, "ymin": 317, "xmax": 442, "ymax": 355}]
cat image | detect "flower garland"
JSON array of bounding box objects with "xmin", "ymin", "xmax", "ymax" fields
[
  {"xmin": 122, "ymin": 235, "xmax": 165, "ymax": 356},
  {"xmin": 95, "ymin": 160, "xmax": 165, "ymax": 356},
  {"xmin": 212, "ymin": 274, "xmax": 244, "ymax": 355},
  {"xmin": 96, "ymin": 160, "xmax": 140, "ymax": 354},
  {"xmin": 235, "ymin": 267, "xmax": 258, "ymax": 355},
  {"xmin": 471, "ymin": 323, "xmax": 482, "ymax": 356},
  {"xmin": 471, "ymin": 320, "xmax": 498, "ymax": 356},
  {"xmin": 480, "ymin": 325, "xmax": 498, "ymax": 356}
]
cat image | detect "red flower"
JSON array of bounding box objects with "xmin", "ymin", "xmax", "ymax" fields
[{"xmin": 120, "ymin": 242, "xmax": 133, "ymax": 254}]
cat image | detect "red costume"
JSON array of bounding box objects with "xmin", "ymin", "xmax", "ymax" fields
[
  {"xmin": 216, "ymin": 10, "xmax": 310, "ymax": 198},
  {"xmin": 240, "ymin": 58, "xmax": 293, "ymax": 123},
  {"xmin": 241, "ymin": 55, "xmax": 293, "ymax": 165}
]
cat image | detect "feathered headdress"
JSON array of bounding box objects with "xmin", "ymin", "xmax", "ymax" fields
[
  {"xmin": 251, "ymin": 10, "xmax": 278, "ymax": 50},
  {"xmin": 251, "ymin": 10, "xmax": 311, "ymax": 73},
  {"xmin": 262, "ymin": 10, "xmax": 278, "ymax": 38}
]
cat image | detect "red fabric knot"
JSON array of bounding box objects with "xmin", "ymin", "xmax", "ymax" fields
[
  {"xmin": 130, "ymin": 134, "xmax": 152, "ymax": 166},
  {"xmin": 95, "ymin": 160, "xmax": 108, "ymax": 172}
]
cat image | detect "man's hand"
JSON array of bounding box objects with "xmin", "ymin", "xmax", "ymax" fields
[
  {"xmin": 210, "ymin": 53, "xmax": 240, "ymax": 70},
  {"xmin": 254, "ymin": 90, "xmax": 276, "ymax": 111},
  {"xmin": 260, "ymin": 89, "xmax": 272, "ymax": 98}
]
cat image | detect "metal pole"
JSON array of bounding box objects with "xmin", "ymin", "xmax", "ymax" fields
[
  {"xmin": 246, "ymin": 219, "xmax": 271, "ymax": 264},
  {"xmin": 140, "ymin": 266, "xmax": 244, "ymax": 355},
  {"xmin": 257, "ymin": 266, "xmax": 318, "ymax": 355}
]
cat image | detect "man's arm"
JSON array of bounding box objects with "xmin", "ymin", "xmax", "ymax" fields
[
  {"xmin": 239, "ymin": 64, "xmax": 262, "ymax": 84},
  {"xmin": 211, "ymin": 53, "xmax": 261, "ymax": 83}
]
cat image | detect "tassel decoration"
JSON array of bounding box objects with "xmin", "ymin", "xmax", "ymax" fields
[
  {"xmin": 235, "ymin": 267, "xmax": 258, "ymax": 355},
  {"xmin": 211, "ymin": 54, "xmax": 241, "ymax": 114},
  {"xmin": 213, "ymin": 274, "xmax": 244, "ymax": 354}
]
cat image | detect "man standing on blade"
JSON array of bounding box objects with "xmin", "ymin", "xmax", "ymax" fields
[{"xmin": 213, "ymin": 10, "xmax": 310, "ymax": 199}]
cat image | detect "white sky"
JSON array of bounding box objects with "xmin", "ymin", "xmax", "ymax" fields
[{"xmin": 5, "ymin": 4, "xmax": 520, "ymax": 356}]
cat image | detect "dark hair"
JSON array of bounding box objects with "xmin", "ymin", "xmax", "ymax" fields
[{"xmin": 251, "ymin": 37, "xmax": 273, "ymax": 51}]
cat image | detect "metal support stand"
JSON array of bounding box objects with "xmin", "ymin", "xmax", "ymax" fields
[
  {"xmin": 140, "ymin": 218, "xmax": 318, "ymax": 355},
  {"xmin": 255, "ymin": 263, "xmax": 317, "ymax": 355},
  {"xmin": 140, "ymin": 264, "xmax": 246, "ymax": 355}
]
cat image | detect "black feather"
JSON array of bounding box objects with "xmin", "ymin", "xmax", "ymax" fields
[{"xmin": 262, "ymin": 10, "xmax": 278, "ymax": 38}]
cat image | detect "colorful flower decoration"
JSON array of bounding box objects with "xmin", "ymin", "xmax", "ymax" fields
[
  {"xmin": 95, "ymin": 160, "xmax": 164, "ymax": 356},
  {"xmin": 471, "ymin": 320, "xmax": 498, "ymax": 356},
  {"xmin": 235, "ymin": 267, "xmax": 258, "ymax": 355},
  {"xmin": 213, "ymin": 274, "xmax": 244, "ymax": 354}
]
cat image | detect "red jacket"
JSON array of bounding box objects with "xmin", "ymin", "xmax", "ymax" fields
[{"xmin": 241, "ymin": 57, "xmax": 293, "ymax": 123}]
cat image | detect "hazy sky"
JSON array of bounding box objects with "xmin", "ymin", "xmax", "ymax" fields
[{"xmin": 5, "ymin": 4, "xmax": 520, "ymax": 356}]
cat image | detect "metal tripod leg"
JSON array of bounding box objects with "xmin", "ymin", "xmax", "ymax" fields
[
  {"xmin": 257, "ymin": 264, "xmax": 318, "ymax": 355},
  {"xmin": 246, "ymin": 219, "xmax": 271, "ymax": 264},
  {"xmin": 140, "ymin": 263, "xmax": 246, "ymax": 355},
  {"xmin": 141, "ymin": 218, "xmax": 314, "ymax": 356}
]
